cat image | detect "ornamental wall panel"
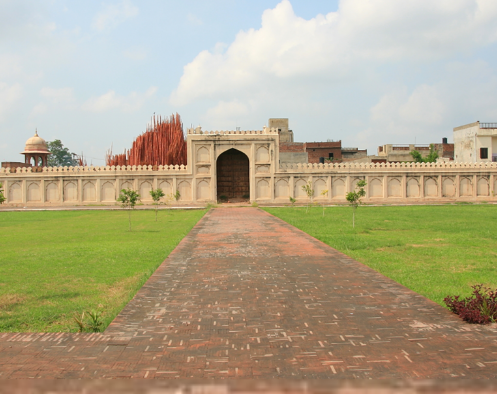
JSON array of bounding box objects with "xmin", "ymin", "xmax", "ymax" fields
[
  {"xmin": 83, "ymin": 181, "xmax": 96, "ymax": 201},
  {"xmin": 64, "ymin": 182, "xmax": 78, "ymax": 202},
  {"xmin": 387, "ymin": 178, "xmax": 401, "ymax": 197},
  {"xmin": 369, "ymin": 178, "xmax": 383, "ymax": 198},
  {"xmin": 158, "ymin": 180, "xmax": 173, "ymax": 197},
  {"xmin": 46, "ymin": 182, "xmax": 59, "ymax": 202},
  {"xmin": 294, "ymin": 178, "xmax": 307, "ymax": 198},
  {"xmin": 256, "ymin": 146, "xmax": 269, "ymax": 163},
  {"xmin": 460, "ymin": 177, "xmax": 472, "ymax": 196},
  {"xmin": 178, "ymin": 181, "xmax": 192, "ymax": 201},
  {"xmin": 332, "ymin": 178, "xmax": 345, "ymax": 199},
  {"xmin": 424, "ymin": 177, "xmax": 437, "ymax": 197},
  {"xmin": 442, "ymin": 178, "xmax": 455, "ymax": 197},
  {"xmin": 274, "ymin": 179, "xmax": 289, "ymax": 199},
  {"xmin": 196, "ymin": 146, "xmax": 210, "ymax": 163},
  {"xmin": 256, "ymin": 179, "xmax": 270, "ymax": 199},
  {"xmin": 477, "ymin": 177, "xmax": 489, "ymax": 196},
  {"xmin": 407, "ymin": 178, "xmax": 420, "ymax": 198},
  {"xmin": 313, "ymin": 178, "xmax": 327, "ymax": 198},
  {"xmin": 140, "ymin": 181, "xmax": 153, "ymax": 201},
  {"xmin": 196, "ymin": 180, "xmax": 210, "ymax": 200},
  {"xmin": 9, "ymin": 182, "xmax": 22, "ymax": 202},
  {"xmin": 27, "ymin": 182, "xmax": 40, "ymax": 201},
  {"xmin": 101, "ymin": 181, "xmax": 115, "ymax": 202}
]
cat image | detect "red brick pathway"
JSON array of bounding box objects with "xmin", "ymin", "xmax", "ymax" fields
[{"xmin": 1, "ymin": 208, "xmax": 496, "ymax": 379}]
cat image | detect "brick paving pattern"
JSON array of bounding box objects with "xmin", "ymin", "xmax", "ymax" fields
[{"xmin": 0, "ymin": 207, "xmax": 496, "ymax": 379}]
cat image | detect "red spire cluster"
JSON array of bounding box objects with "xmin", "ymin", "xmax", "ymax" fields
[{"xmin": 106, "ymin": 113, "xmax": 187, "ymax": 167}]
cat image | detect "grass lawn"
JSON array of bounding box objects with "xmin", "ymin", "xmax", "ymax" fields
[
  {"xmin": 264, "ymin": 204, "xmax": 497, "ymax": 306},
  {"xmin": 0, "ymin": 209, "xmax": 206, "ymax": 332}
]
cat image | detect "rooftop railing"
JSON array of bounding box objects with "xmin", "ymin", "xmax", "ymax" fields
[{"xmin": 480, "ymin": 123, "xmax": 497, "ymax": 129}]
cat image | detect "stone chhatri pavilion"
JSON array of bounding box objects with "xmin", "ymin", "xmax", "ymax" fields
[{"xmin": 1, "ymin": 119, "xmax": 497, "ymax": 206}]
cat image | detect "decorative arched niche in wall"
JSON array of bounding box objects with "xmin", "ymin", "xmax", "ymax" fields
[
  {"xmin": 46, "ymin": 182, "xmax": 59, "ymax": 202},
  {"xmin": 83, "ymin": 181, "xmax": 96, "ymax": 201},
  {"xmin": 332, "ymin": 178, "xmax": 345, "ymax": 199},
  {"xmin": 424, "ymin": 177, "xmax": 438, "ymax": 198},
  {"xmin": 442, "ymin": 177, "xmax": 455, "ymax": 198},
  {"xmin": 313, "ymin": 178, "xmax": 327, "ymax": 198},
  {"xmin": 387, "ymin": 178, "xmax": 401, "ymax": 198},
  {"xmin": 256, "ymin": 146, "xmax": 270, "ymax": 163},
  {"xmin": 274, "ymin": 179, "xmax": 289, "ymax": 199},
  {"xmin": 64, "ymin": 182, "xmax": 78, "ymax": 202},
  {"xmin": 256, "ymin": 179, "xmax": 270, "ymax": 199},
  {"xmin": 140, "ymin": 181, "xmax": 153, "ymax": 200},
  {"xmin": 406, "ymin": 178, "xmax": 420, "ymax": 198},
  {"xmin": 9, "ymin": 183, "xmax": 22, "ymax": 202},
  {"xmin": 177, "ymin": 180, "xmax": 192, "ymax": 201},
  {"xmin": 477, "ymin": 177, "xmax": 489, "ymax": 196},
  {"xmin": 460, "ymin": 177, "xmax": 472, "ymax": 197},
  {"xmin": 369, "ymin": 178, "xmax": 383, "ymax": 198},
  {"xmin": 196, "ymin": 146, "xmax": 210, "ymax": 163},
  {"xmin": 27, "ymin": 182, "xmax": 41, "ymax": 201},
  {"xmin": 158, "ymin": 180, "xmax": 172, "ymax": 197},
  {"xmin": 294, "ymin": 178, "xmax": 307, "ymax": 198},
  {"xmin": 101, "ymin": 181, "xmax": 115, "ymax": 202},
  {"xmin": 196, "ymin": 180, "xmax": 210, "ymax": 200}
]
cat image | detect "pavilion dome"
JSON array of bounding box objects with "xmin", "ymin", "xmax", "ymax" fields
[{"xmin": 21, "ymin": 130, "xmax": 50, "ymax": 154}]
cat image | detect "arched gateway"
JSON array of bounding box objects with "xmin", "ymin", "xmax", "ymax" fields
[{"xmin": 216, "ymin": 148, "xmax": 249, "ymax": 200}]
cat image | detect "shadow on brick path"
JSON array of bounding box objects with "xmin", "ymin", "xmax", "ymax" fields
[{"xmin": 1, "ymin": 207, "xmax": 496, "ymax": 379}]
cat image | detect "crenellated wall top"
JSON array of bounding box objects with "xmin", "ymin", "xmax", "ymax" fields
[
  {"xmin": 0, "ymin": 164, "xmax": 189, "ymax": 175},
  {"xmin": 187, "ymin": 127, "xmax": 279, "ymax": 136},
  {"xmin": 279, "ymin": 161, "xmax": 497, "ymax": 172}
]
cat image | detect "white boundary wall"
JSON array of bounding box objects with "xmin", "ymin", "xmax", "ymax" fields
[{"xmin": 1, "ymin": 128, "xmax": 497, "ymax": 206}]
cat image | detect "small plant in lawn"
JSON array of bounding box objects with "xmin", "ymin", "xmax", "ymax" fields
[
  {"xmin": 73, "ymin": 309, "xmax": 104, "ymax": 332},
  {"xmin": 117, "ymin": 188, "xmax": 140, "ymax": 231},
  {"xmin": 301, "ymin": 181, "xmax": 314, "ymax": 213},
  {"xmin": 149, "ymin": 188, "xmax": 165, "ymax": 221},
  {"xmin": 320, "ymin": 189, "xmax": 328, "ymax": 217},
  {"xmin": 345, "ymin": 180, "xmax": 366, "ymax": 228},
  {"xmin": 0, "ymin": 182, "xmax": 5, "ymax": 204},
  {"xmin": 444, "ymin": 284, "xmax": 497, "ymax": 324},
  {"xmin": 289, "ymin": 196, "xmax": 296, "ymax": 207}
]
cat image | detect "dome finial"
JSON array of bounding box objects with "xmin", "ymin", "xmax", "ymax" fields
[{"xmin": 35, "ymin": 128, "xmax": 38, "ymax": 137}]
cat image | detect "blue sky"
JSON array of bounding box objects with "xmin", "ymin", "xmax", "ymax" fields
[{"xmin": 1, "ymin": 0, "xmax": 497, "ymax": 164}]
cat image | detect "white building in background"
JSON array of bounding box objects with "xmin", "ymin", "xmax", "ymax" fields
[{"xmin": 453, "ymin": 121, "xmax": 497, "ymax": 163}]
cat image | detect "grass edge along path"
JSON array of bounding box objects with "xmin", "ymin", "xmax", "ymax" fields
[
  {"xmin": 0, "ymin": 209, "xmax": 206, "ymax": 332},
  {"xmin": 264, "ymin": 205, "xmax": 497, "ymax": 307}
]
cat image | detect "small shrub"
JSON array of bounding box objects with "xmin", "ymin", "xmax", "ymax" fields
[
  {"xmin": 444, "ymin": 284, "xmax": 497, "ymax": 324},
  {"xmin": 289, "ymin": 196, "xmax": 296, "ymax": 206},
  {"xmin": 73, "ymin": 309, "xmax": 104, "ymax": 332},
  {"xmin": 251, "ymin": 201, "xmax": 259, "ymax": 207}
]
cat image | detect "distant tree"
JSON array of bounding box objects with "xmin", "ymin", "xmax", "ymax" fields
[
  {"xmin": 410, "ymin": 144, "xmax": 439, "ymax": 163},
  {"xmin": 149, "ymin": 188, "xmax": 165, "ymax": 221},
  {"xmin": 346, "ymin": 180, "xmax": 367, "ymax": 228},
  {"xmin": 0, "ymin": 183, "xmax": 6, "ymax": 204},
  {"xmin": 47, "ymin": 140, "xmax": 78, "ymax": 167},
  {"xmin": 117, "ymin": 189, "xmax": 140, "ymax": 231}
]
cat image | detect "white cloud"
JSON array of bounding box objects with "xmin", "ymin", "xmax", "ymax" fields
[
  {"xmin": 0, "ymin": 82, "xmax": 23, "ymax": 121},
  {"xmin": 187, "ymin": 13, "xmax": 203, "ymax": 26},
  {"xmin": 92, "ymin": 0, "xmax": 139, "ymax": 32},
  {"xmin": 170, "ymin": 0, "xmax": 497, "ymax": 106},
  {"xmin": 82, "ymin": 87, "xmax": 157, "ymax": 112}
]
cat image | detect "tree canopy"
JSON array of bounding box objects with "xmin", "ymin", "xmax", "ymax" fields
[
  {"xmin": 410, "ymin": 144, "xmax": 439, "ymax": 163},
  {"xmin": 47, "ymin": 140, "xmax": 78, "ymax": 167}
]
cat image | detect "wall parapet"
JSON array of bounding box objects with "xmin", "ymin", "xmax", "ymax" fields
[
  {"xmin": 187, "ymin": 127, "xmax": 279, "ymax": 135},
  {"xmin": 0, "ymin": 164, "xmax": 189, "ymax": 175},
  {"xmin": 279, "ymin": 161, "xmax": 497, "ymax": 171}
]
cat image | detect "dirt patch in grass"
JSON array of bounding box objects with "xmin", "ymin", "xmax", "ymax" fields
[{"xmin": 0, "ymin": 294, "xmax": 27, "ymax": 312}]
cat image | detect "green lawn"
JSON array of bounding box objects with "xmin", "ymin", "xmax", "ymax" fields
[
  {"xmin": 264, "ymin": 205, "xmax": 497, "ymax": 306},
  {"xmin": 0, "ymin": 209, "xmax": 205, "ymax": 332}
]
